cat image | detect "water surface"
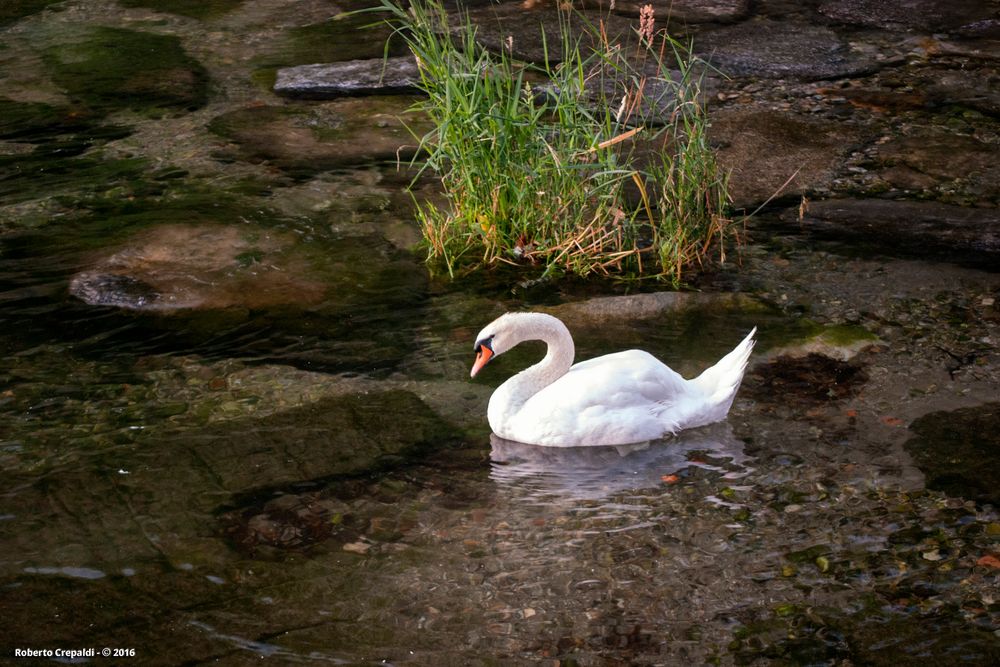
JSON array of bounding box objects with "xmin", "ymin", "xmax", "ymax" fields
[{"xmin": 2, "ymin": 1, "xmax": 999, "ymax": 665}]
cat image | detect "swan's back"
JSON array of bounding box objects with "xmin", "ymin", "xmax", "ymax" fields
[{"xmin": 501, "ymin": 350, "xmax": 700, "ymax": 447}]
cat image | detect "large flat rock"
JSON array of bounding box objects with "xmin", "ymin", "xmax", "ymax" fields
[
  {"xmin": 69, "ymin": 223, "xmax": 328, "ymax": 311},
  {"xmin": 68, "ymin": 221, "xmax": 429, "ymax": 315},
  {"xmin": 274, "ymin": 57, "xmax": 421, "ymax": 98},
  {"xmin": 176, "ymin": 389, "xmax": 457, "ymax": 492},
  {"xmin": 209, "ymin": 97, "xmax": 430, "ymax": 170}
]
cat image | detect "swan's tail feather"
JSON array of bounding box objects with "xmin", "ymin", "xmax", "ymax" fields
[{"xmin": 690, "ymin": 327, "xmax": 756, "ymax": 413}]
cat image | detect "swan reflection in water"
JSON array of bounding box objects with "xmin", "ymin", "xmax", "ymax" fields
[{"xmin": 489, "ymin": 423, "xmax": 750, "ymax": 502}]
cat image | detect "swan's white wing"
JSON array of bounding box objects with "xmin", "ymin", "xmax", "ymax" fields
[{"xmin": 512, "ymin": 350, "xmax": 702, "ymax": 446}]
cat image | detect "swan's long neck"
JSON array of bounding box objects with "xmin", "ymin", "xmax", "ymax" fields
[{"xmin": 488, "ymin": 314, "xmax": 575, "ymax": 425}]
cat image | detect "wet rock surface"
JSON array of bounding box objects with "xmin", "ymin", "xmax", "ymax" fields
[
  {"xmin": 69, "ymin": 223, "xmax": 329, "ymax": 311},
  {"xmin": 42, "ymin": 27, "xmax": 209, "ymax": 116},
  {"xmin": 746, "ymin": 353, "xmax": 869, "ymax": 407},
  {"xmin": 874, "ymin": 128, "xmax": 1000, "ymax": 204},
  {"xmin": 274, "ymin": 56, "xmax": 421, "ymax": 98},
  {"xmin": 209, "ymin": 97, "xmax": 430, "ymax": 170}
]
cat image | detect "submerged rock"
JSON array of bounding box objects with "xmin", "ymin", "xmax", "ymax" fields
[
  {"xmin": 0, "ymin": 0, "xmax": 61, "ymax": 27},
  {"xmin": 0, "ymin": 98, "xmax": 89, "ymax": 141},
  {"xmin": 221, "ymin": 491, "xmax": 352, "ymax": 556},
  {"xmin": 906, "ymin": 403, "xmax": 1000, "ymax": 505},
  {"xmin": 209, "ymin": 97, "xmax": 430, "ymax": 171},
  {"xmin": 184, "ymin": 389, "xmax": 458, "ymax": 492},
  {"xmin": 42, "ymin": 27, "xmax": 208, "ymax": 116},
  {"xmin": 69, "ymin": 223, "xmax": 328, "ymax": 311},
  {"xmin": 267, "ymin": 10, "xmax": 412, "ymax": 68},
  {"xmin": 746, "ymin": 353, "xmax": 868, "ymax": 406},
  {"xmin": 274, "ymin": 57, "xmax": 421, "ymax": 98},
  {"xmin": 789, "ymin": 199, "xmax": 1000, "ymax": 265}
]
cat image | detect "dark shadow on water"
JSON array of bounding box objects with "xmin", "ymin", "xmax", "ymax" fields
[{"xmin": 489, "ymin": 423, "xmax": 750, "ymax": 502}]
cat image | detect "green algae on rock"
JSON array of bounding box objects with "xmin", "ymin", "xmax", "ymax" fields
[
  {"xmin": 187, "ymin": 388, "xmax": 460, "ymax": 492},
  {"xmin": 764, "ymin": 323, "xmax": 880, "ymax": 362},
  {"xmin": 0, "ymin": 98, "xmax": 90, "ymax": 140},
  {"xmin": 43, "ymin": 27, "xmax": 209, "ymax": 116}
]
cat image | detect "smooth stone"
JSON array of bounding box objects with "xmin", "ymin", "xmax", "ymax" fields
[
  {"xmin": 274, "ymin": 57, "xmax": 421, "ymax": 98},
  {"xmin": 209, "ymin": 97, "xmax": 430, "ymax": 170},
  {"xmin": 696, "ymin": 20, "xmax": 884, "ymax": 80},
  {"xmin": 709, "ymin": 108, "xmax": 869, "ymax": 208},
  {"xmin": 818, "ymin": 0, "xmax": 997, "ymax": 32},
  {"xmin": 786, "ymin": 199, "xmax": 1000, "ymax": 263},
  {"xmin": 69, "ymin": 224, "xmax": 328, "ymax": 311},
  {"xmin": 177, "ymin": 389, "xmax": 458, "ymax": 492}
]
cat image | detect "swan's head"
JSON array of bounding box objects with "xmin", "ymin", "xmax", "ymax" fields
[{"xmin": 470, "ymin": 312, "xmax": 566, "ymax": 378}]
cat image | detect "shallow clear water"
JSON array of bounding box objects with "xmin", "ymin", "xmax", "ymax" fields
[{"xmin": 2, "ymin": 1, "xmax": 999, "ymax": 665}]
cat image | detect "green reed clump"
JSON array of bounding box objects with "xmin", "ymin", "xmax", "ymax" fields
[{"xmin": 368, "ymin": 0, "xmax": 734, "ymax": 281}]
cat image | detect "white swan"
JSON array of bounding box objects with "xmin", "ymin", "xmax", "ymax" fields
[{"xmin": 470, "ymin": 312, "xmax": 756, "ymax": 447}]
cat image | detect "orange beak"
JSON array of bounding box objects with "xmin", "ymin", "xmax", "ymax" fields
[{"xmin": 470, "ymin": 346, "xmax": 493, "ymax": 378}]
